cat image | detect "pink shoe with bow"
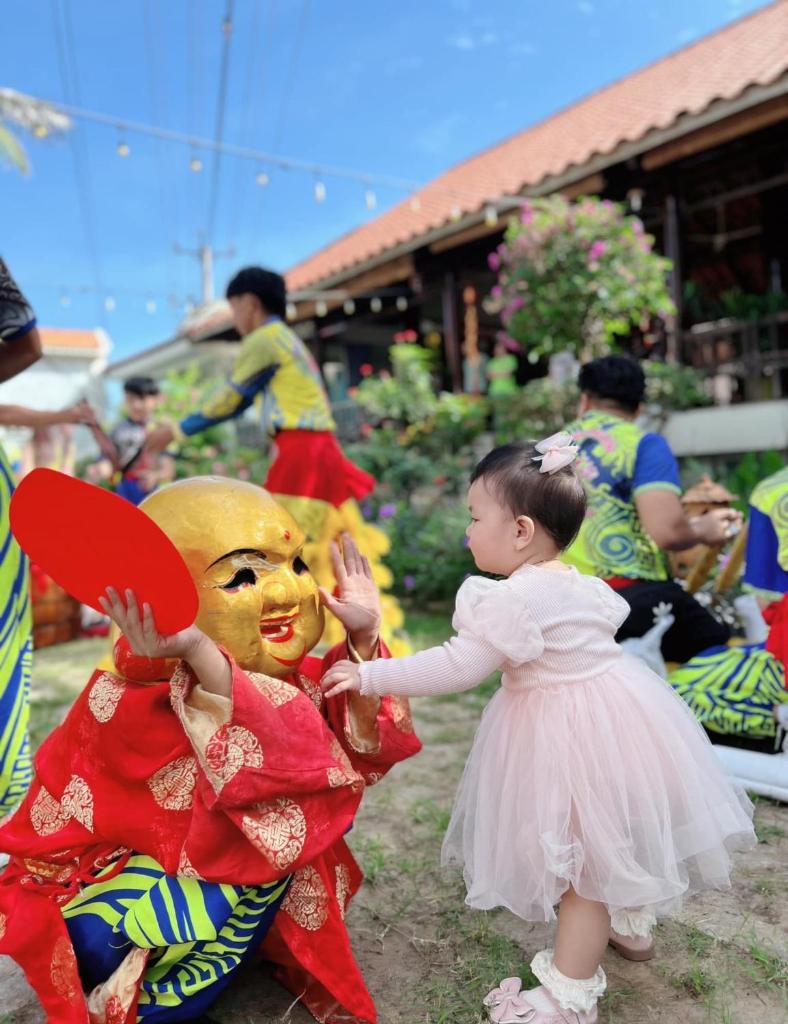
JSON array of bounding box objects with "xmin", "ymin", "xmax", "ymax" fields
[{"xmin": 483, "ymin": 979, "xmax": 598, "ymax": 1024}]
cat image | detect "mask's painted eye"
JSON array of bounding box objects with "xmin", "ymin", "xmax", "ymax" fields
[
  {"xmin": 219, "ymin": 568, "xmax": 256, "ymax": 592},
  {"xmin": 293, "ymin": 557, "xmax": 309, "ymax": 576}
]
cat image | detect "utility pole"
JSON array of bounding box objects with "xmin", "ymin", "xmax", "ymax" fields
[{"xmin": 175, "ymin": 241, "xmax": 235, "ymax": 304}]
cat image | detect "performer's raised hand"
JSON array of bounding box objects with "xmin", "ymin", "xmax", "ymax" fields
[
  {"xmin": 100, "ymin": 586, "xmax": 203, "ymax": 661},
  {"xmin": 321, "ymin": 659, "xmax": 362, "ymax": 698},
  {"xmin": 319, "ymin": 533, "xmax": 381, "ymax": 656}
]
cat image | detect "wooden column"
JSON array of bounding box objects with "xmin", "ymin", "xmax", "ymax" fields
[
  {"xmin": 664, "ymin": 194, "xmax": 683, "ymax": 364},
  {"xmin": 442, "ymin": 272, "xmax": 462, "ymax": 393}
]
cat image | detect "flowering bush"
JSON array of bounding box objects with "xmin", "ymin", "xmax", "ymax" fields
[
  {"xmin": 491, "ymin": 195, "xmax": 674, "ymax": 359},
  {"xmin": 354, "ymin": 345, "xmax": 437, "ymax": 426}
]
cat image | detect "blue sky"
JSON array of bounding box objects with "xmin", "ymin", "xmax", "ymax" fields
[{"xmin": 2, "ymin": 0, "xmax": 767, "ymax": 362}]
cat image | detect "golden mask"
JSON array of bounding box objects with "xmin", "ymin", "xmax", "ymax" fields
[{"xmin": 141, "ymin": 477, "xmax": 324, "ymax": 678}]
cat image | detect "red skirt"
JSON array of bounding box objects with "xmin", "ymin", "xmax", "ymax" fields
[{"xmin": 265, "ymin": 430, "xmax": 375, "ymax": 507}]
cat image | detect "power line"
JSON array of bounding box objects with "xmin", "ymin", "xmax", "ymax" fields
[
  {"xmin": 227, "ymin": 0, "xmax": 265, "ymax": 244},
  {"xmin": 206, "ymin": 0, "xmax": 235, "ymax": 244},
  {"xmin": 271, "ymin": 0, "xmax": 311, "ymax": 153},
  {"xmin": 50, "ymin": 0, "xmax": 106, "ymax": 325}
]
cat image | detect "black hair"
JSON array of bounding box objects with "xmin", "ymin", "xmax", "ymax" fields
[
  {"xmin": 123, "ymin": 376, "xmax": 160, "ymax": 397},
  {"xmin": 226, "ymin": 266, "xmax": 287, "ymax": 319},
  {"xmin": 578, "ymin": 355, "xmax": 645, "ymax": 414},
  {"xmin": 470, "ymin": 441, "xmax": 587, "ymax": 551}
]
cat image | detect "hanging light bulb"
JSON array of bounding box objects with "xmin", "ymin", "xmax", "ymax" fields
[
  {"xmin": 365, "ymin": 189, "xmax": 377, "ymax": 211},
  {"xmin": 315, "ymin": 300, "xmax": 327, "ymax": 317},
  {"xmin": 104, "ymin": 296, "xmax": 116, "ymax": 312},
  {"xmin": 484, "ymin": 204, "xmax": 499, "ymax": 226},
  {"xmin": 33, "ymin": 124, "xmax": 49, "ymax": 139},
  {"xmin": 343, "ymin": 298, "xmax": 356, "ymax": 315},
  {"xmin": 117, "ymin": 139, "xmax": 131, "ymax": 158},
  {"xmin": 450, "ymin": 204, "xmax": 462, "ymax": 222},
  {"xmin": 256, "ymin": 169, "xmax": 269, "ymax": 186},
  {"xmin": 409, "ymin": 196, "xmax": 421, "ymax": 212},
  {"xmin": 396, "ymin": 296, "xmax": 408, "ymax": 312},
  {"xmin": 370, "ymin": 297, "xmax": 382, "ymax": 313},
  {"xmin": 314, "ymin": 180, "xmax": 327, "ymax": 203},
  {"xmin": 190, "ymin": 154, "xmax": 203, "ymax": 172},
  {"xmin": 286, "ymin": 302, "xmax": 297, "ymax": 320},
  {"xmin": 145, "ymin": 299, "xmax": 157, "ymax": 314}
]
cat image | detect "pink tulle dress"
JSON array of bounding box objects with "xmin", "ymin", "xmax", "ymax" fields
[{"xmin": 357, "ymin": 564, "xmax": 756, "ymax": 927}]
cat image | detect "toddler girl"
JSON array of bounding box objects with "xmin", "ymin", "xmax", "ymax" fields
[{"xmin": 322, "ymin": 434, "xmax": 755, "ymax": 1024}]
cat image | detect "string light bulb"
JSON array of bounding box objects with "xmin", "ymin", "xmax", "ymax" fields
[
  {"xmin": 396, "ymin": 296, "xmax": 408, "ymax": 312},
  {"xmin": 286, "ymin": 302, "xmax": 297, "ymax": 320},
  {"xmin": 343, "ymin": 298, "xmax": 356, "ymax": 315},
  {"xmin": 409, "ymin": 196, "xmax": 421, "ymax": 212},
  {"xmin": 484, "ymin": 204, "xmax": 498, "ymax": 226},
  {"xmin": 450, "ymin": 204, "xmax": 462, "ymax": 222},
  {"xmin": 370, "ymin": 297, "xmax": 382, "ymax": 313},
  {"xmin": 315, "ymin": 300, "xmax": 327, "ymax": 317},
  {"xmin": 190, "ymin": 155, "xmax": 203, "ymax": 172},
  {"xmin": 104, "ymin": 296, "xmax": 116, "ymax": 312},
  {"xmin": 256, "ymin": 170, "xmax": 269, "ymax": 186},
  {"xmin": 314, "ymin": 180, "xmax": 327, "ymax": 203},
  {"xmin": 117, "ymin": 139, "xmax": 130, "ymax": 157},
  {"xmin": 145, "ymin": 299, "xmax": 157, "ymax": 314},
  {"xmin": 365, "ymin": 189, "xmax": 377, "ymax": 211},
  {"xmin": 33, "ymin": 124, "xmax": 49, "ymax": 139}
]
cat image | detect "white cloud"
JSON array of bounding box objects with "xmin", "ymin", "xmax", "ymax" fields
[
  {"xmin": 446, "ymin": 28, "xmax": 500, "ymax": 52},
  {"xmin": 446, "ymin": 32, "xmax": 476, "ymax": 51},
  {"xmin": 577, "ymin": 1, "xmax": 595, "ymax": 14},
  {"xmin": 413, "ymin": 112, "xmax": 465, "ymax": 156},
  {"xmin": 676, "ymin": 26, "xmax": 698, "ymax": 44}
]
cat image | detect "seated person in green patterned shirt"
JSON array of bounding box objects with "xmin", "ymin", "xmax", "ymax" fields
[{"xmin": 564, "ymin": 356, "xmax": 741, "ymax": 664}]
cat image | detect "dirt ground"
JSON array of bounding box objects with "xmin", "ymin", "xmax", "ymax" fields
[{"xmin": 1, "ymin": 620, "xmax": 786, "ymax": 1024}]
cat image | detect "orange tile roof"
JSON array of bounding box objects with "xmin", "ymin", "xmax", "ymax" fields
[
  {"xmin": 39, "ymin": 327, "xmax": 104, "ymax": 352},
  {"xmin": 287, "ymin": 1, "xmax": 788, "ymax": 293}
]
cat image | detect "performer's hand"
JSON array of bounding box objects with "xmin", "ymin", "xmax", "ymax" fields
[
  {"xmin": 63, "ymin": 400, "xmax": 98, "ymax": 426},
  {"xmin": 321, "ymin": 660, "xmax": 362, "ymax": 698},
  {"xmin": 144, "ymin": 423, "xmax": 176, "ymax": 454},
  {"xmin": 99, "ymin": 586, "xmax": 204, "ymax": 661},
  {"xmin": 319, "ymin": 534, "xmax": 381, "ymax": 655},
  {"xmin": 691, "ymin": 507, "xmax": 743, "ymax": 546}
]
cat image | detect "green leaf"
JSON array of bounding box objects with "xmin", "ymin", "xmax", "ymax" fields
[{"xmin": 0, "ymin": 123, "xmax": 29, "ymax": 174}]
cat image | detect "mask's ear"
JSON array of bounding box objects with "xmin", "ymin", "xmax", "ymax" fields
[{"xmin": 10, "ymin": 468, "xmax": 198, "ymax": 634}]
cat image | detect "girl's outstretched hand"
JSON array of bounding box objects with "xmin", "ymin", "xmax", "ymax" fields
[
  {"xmin": 321, "ymin": 659, "xmax": 362, "ymax": 699},
  {"xmin": 99, "ymin": 586, "xmax": 204, "ymax": 661}
]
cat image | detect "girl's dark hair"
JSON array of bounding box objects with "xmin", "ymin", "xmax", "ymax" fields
[
  {"xmin": 226, "ymin": 266, "xmax": 287, "ymax": 319},
  {"xmin": 470, "ymin": 441, "xmax": 587, "ymax": 551}
]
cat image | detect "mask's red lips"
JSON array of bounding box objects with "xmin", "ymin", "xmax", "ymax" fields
[{"xmin": 259, "ymin": 613, "xmax": 297, "ymax": 644}]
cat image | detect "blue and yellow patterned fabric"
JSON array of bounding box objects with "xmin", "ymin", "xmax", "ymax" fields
[
  {"xmin": 0, "ymin": 447, "xmax": 32, "ymax": 816},
  {"xmin": 563, "ymin": 410, "xmax": 681, "ymax": 581},
  {"xmin": 668, "ymin": 642, "xmax": 787, "ymax": 739},
  {"xmin": 0, "ymin": 257, "xmax": 36, "ymax": 816},
  {"xmin": 180, "ymin": 317, "xmax": 336, "ymax": 439},
  {"xmin": 63, "ymin": 853, "xmax": 289, "ymax": 1022},
  {"xmin": 744, "ymin": 466, "xmax": 788, "ymax": 599}
]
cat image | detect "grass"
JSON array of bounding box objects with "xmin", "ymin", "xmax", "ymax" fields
[
  {"xmin": 670, "ymin": 963, "xmax": 716, "ymax": 998},
  {"xmin": 352, "ymin": 833, "xmax": 389, "ymax": 884},
  {"xmin": 681, "ymin": 923, "xmax": 716, "ymax": 958}
]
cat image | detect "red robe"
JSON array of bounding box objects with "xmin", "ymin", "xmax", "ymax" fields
[{"xmin": 0, "ymin": 639, "xmax": 421, "ymax": 1024}]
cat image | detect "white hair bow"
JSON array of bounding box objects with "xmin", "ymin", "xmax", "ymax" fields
[{"xmin": 532, "ymin": 430, "xmax": 579, "ymax": 474}]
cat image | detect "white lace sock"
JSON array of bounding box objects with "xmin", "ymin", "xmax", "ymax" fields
[
  {"xmin": 609, "ymin": 907, "xmax": 657, "ymax": 939},
  {"xmin": 530, "ymin": 950, "xmax": 606, "ymax": 1014}
]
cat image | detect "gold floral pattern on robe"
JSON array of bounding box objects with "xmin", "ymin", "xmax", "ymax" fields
[
  {"xmin": 147, "ymin": 756, "xmax": 198, "ymax": 811},
  {"xmin": 30, "ymin": 776, "xmax": 94, "ymax": 836},
  {"xmin": 241, "ymin": 796, "xmax": 307, "ymax": 870},
  {"xmin": 88, "ymin": 673, "xmax": 126, "ymax": 723},
  {"xmin": 282, "ymin": 864, "xmax": 329, "ymax": 931}
]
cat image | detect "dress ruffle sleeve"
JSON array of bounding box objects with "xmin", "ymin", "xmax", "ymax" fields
[
  {"xmin": 453, "ymin": 576, "xmax": 544, "ymax": 665},
  {"xmin": 585, "ymin": 575, "xmax": 631, "ymax": 630}
]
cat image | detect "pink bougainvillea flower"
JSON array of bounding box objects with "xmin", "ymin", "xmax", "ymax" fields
[
  {"xmin": 589, "ymin": 241, "xmax": 607, "ymax": 261},
  {"xmin": 487, "ymin": 251, "xmax": 501, "ymax": 271},
  {"xmin": 520, "ymin": 201, "xmax": 534, "ymax": 225},
  {"xmin": 490, "ymin": 284, "xmax": 503, "ymax": 300}
]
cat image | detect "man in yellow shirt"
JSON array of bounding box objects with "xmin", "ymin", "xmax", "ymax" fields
[{"xmin": 146, "ymin": 267, "xmax": 406, "ymax": 652}]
